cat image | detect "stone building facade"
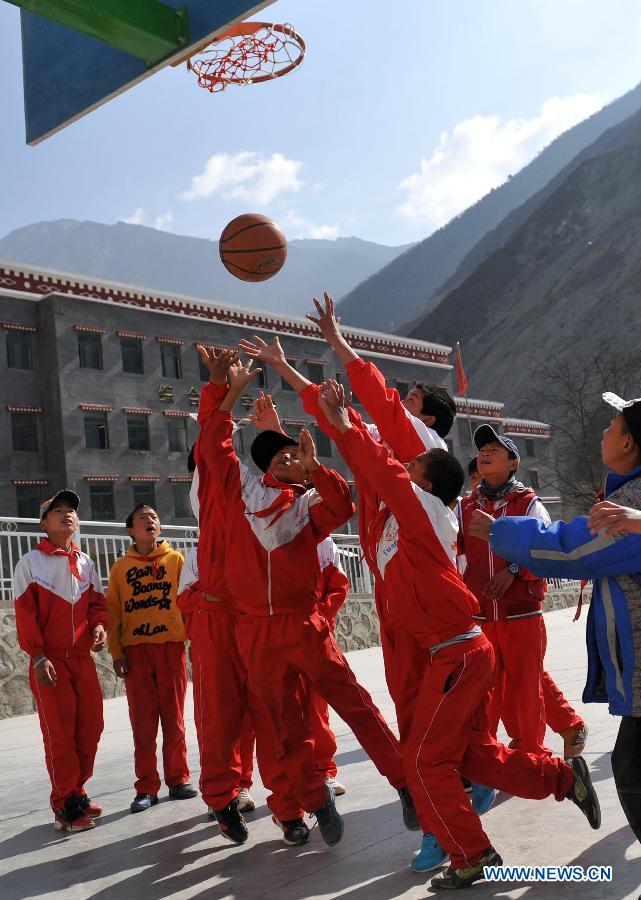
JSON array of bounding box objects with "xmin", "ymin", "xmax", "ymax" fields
[{"xmin": 0, "ymin": 260, "xmax": 558, "ymax": 526}]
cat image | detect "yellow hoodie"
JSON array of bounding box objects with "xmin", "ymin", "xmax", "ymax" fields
[{"xmin": 107, "ymin": 540, "xmax": 185, "ymax": 659}]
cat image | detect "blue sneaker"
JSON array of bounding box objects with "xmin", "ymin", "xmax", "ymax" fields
[
  {"xmin": 410, "ymin": 833, "xmax": 449, "ymax": 872},
  {"xmin": 470, "ymin": 783, "xmax": 497, "ymax": 816}
]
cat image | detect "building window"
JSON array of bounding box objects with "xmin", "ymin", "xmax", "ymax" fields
[
  {"xmin": 233, "ymin": 427, "xmax": 246, "ymax": 457},
  {"xmin": 167, "ymin": 417, "xmax": 188, "ymax": 453},
  {"xmin": 395, "ymin": 380, "xmax": 410, "ymax": 400},
  {"xmin": 528, "ymin": 469, "xmax": 540, "ymax": 490},
  {"xmin": 307, "ymin": 361, "xmax": 324, "ymax": 384},
  {"xmin": 199, "ymin": 353, "xmax": 210, "ymax": 382},
  {"xmin": 11, "ymin": 412, "xmax": 38, "ymax": 452},
  {"xmin": 161, "ymin": 343, "xmax": 182, "ymax": 379},
  {"xmin": 7, "ymin": 330, "xmax": 32, "ymax": 370},
  {"xmin": 15, "ymin": 484, "xmax": 43, "ymax": 518},
  {"xmin": 121, "ymin": 337, "xmax": 144, "ymax": 374},
  {"xmin": 132, "ymin": 482, "xmax": 156, "ymax": 509},
  {"xmin": 258, "ymin": 367, "xmax": 268, "ymax": 389},
  {"xmin": 127, "ymin": 414, "xmax": 150, "ymax": 451},
  {"xmin": 445, "ymin": 439, "xmax": 454, "ymax": 455},
  {"xmin": 525, "ymin": 439, "xmax": 536, "ymax": 458},
  {"xmin": 281, "ymin": 359, "xmax": 297, "ymax": 391},
  {"xmin": 84, "ymin": 412, "xmax": 109, "ymax": 449},
  {"xmin": 89, "ymin": 484, "xmax": 115, "ymax": 520},
  {"xmin": 173, "ymin": 482, "xmax": 192, "ymax": 518},
  {"xmin": 78, "ymin": 332, "xmax": 103, "ymax": 370},
  {"xmin": 314, "ymin": 426, "xmax": 332, "ymax": 458}
]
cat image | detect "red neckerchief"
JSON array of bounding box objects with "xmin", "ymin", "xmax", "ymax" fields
[
  {"xmin": 253, "ymin": 472, "xmax": 308, "ymax": 528},
  {"xmin": 37, "ymin": 538, "xmax": 83, "ymax": 582},
  {"xmin": 130, "ymin": 542, "xmax": 164, "ymax": 579}
]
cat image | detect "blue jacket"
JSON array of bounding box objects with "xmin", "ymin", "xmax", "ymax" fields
[{"xmin": 490, "ymin": 465, "xmax": 641, "ymax": 717}]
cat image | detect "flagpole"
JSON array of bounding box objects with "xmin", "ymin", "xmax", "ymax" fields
[{"xmin": 456, "ymin": 341, "xmax": 474, "ymax": 445}]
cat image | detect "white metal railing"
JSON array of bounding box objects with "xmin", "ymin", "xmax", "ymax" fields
[{"xmin": 0, "ymin": 517, "xmax": 374, "ymax": 605}]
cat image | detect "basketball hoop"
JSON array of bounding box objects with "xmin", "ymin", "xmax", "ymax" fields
[{"xmin": 186, "ymin": 22, "xmax": 305, "ymax": 92}]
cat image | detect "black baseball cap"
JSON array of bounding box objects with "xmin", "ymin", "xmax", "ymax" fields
[
  {"xmin": 603, "ymin": 392, "xmax": 641, "ymax": 447},
  {"xmin": 251, "ymin": 430, "xmax": 298, "ymax": 473},
  {"xmin": 473, "ymin": 424, "xmax": 520, "ymax": 463},
  {"xmin": 40, "ymin": 490, "xmax": 80, "ymax": 521}
]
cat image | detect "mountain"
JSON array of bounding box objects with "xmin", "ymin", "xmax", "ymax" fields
[
  {"xmin": 0, "ymin": 220, "xmax": 412, "ymax": 318},
  {"xmin": 406, "ymin": 107, "xmax": 641, "ymax": 411},
  {"xmin": 337, "ymin": 81, "xmax": 641, "ymax": 333}
]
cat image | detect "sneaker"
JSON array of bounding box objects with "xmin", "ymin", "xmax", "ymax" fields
[
  {"xmin": 398, "ymin": 786, "xmax": 421, "ymax": 831},
  {"xmin": 77, "ymin": 793, "xmax": 103, "ymax": 818},
  {"xmin": 169, "ymin": 782, "xmax": 198, "ymax": 800},
  {"xmin": 566, "ymin": 755, "xmax": 601, "ymax": 829},
  {"xmin": 325, "ymin": 775, "xmax": 346, "ymax": 797},
  {"xmin": 130, "ymin": 793, "xmax": 159, "ymax": 814},
  {"xmin": 311, "ymin": 782, "xmax": 344, "ymax": 847},
  {"xmin": 431, "ymin": 846, "xmax": 502, "ymax": 890},
  {"xmin": 237, "ymin": 787, "xmax": 256, "ymax": 812},
  {"xmin": 470, "ymin": 783, "xmax": 497, "ymax": 816},
  {"xmin": 272, "ymin": 815, "xmax": 310, "ymax": 846},
  {"xmin": 561, "ymin": 723, "xmax": 589, "ymax": 759},
  {"xmin": 213, "ymin": 797, "xmax": 249, "ymax": 844},
  {"xmin": 53, "ymin": 798, "xmax": 95, "ymax": 833},
  {"xmin": 410, "ymin": 833, "xmax": 449, "ymax": 873}
]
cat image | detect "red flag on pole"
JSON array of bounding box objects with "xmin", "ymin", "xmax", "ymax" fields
[{"xmin": 455, "ymin": 342, "xmax": 469, "ymax": 396}]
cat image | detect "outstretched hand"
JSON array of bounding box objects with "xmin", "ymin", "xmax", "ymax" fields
[
  {"xmin": 249, "ymin": 392, "xmax": 283, "ymax": 433},
  {"xmin": 318, "ymin": 380, "xmax": 351, "ymax": 433},
  {"xmin": 196, "ymin": 345, "xmax": 239, "ymax": 384},
  {"xmin": 238, "ymin": 335, "xmax": 286, "ymax": 368},
  {"xmin": 306, "ymin": 293, "xmax": 342, "ymax": 344},
  {"xmin": 228, "ymin": 358, "xmax": 262, "ymax": 393},
  {"xmin": 298, "ymin": 428, "xmax": 320, "ymax": 473}
]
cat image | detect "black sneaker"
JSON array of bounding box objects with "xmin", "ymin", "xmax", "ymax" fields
[
  {"xmin": 130, "ymin": 793, "xmax": 159, "ymax": 814},
  {"xmin": 566, "ymin": 756, "xmax": 601, "ymax": 830},
  {"xmin": 169, "ymin": 782, "xmax": 198, "ymax": 800},
  {"xmin": 398, "ymin": 786, "xmax": 421, "ymax": 831},
  {"xmin": 213, "ymin": 798, "xmax": 249, "ymax": 844},
  {"xmin": 431, "ymin": 846, "xmax": 502, "ymax": 891},
  {"xmin": 311, "ymin": 782, "xmax": 344, "ymax": 847},
  {"xmin": 272, "ymin": 815, "xmax": 310, "ymax": 846}
]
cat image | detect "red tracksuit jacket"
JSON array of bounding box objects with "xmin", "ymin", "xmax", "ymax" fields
[
  {"xmin": 200, "ymin": 383, "xmax": 354, "ymax": 615},
  {"xmin": 335, "ymin": 426, "xmax": 478, "ymax": 648},
  {"xmin": 13, "ymin": 539, "xmax": 107, "ymax": 658},
  {"xmin": 459, "ymin": 486, "xmax": 549, "ymax": 621}
]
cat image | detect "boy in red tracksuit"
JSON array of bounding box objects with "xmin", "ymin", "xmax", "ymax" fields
[
  {"xmin": 198, "ymin": 345, "xmax": 417, "ymax": 848},
  {"xmin": 178, "ymin": 544, "xmax": 257, "ymax": 815},
  {"xmin": 459, "ymin": 424, "xmax": 587, "ymax": 758},
  {"xmin": 13, "ymin": 490, "xmax": 107, "ymax": 832},
  {"xmin": 317, "ymin": 380, "xmax": 601, "ymax": 890}
]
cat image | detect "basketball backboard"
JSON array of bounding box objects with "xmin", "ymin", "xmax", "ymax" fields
[{"xmin": 15, "ymin": 0, "xmax": 277, "ymax": 145}]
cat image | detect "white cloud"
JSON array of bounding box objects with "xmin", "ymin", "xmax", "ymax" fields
[
  {"xmin": 154, "ymin": 211, "xmax": 174, "ymax": 230},
  {"xmin": 282, "ymin": 210, "xmax": 339, "ymax": 240},
  {"xmin": 181, "ymin": 151, "xmax": 303, "ymax": 205},
  {"xmin": 397, "ymin": 93, "xmax": 605, "ymax": 232},
  {"xmin": 123, "ymin": 208, "xmax": 145, "ymax": 225}
]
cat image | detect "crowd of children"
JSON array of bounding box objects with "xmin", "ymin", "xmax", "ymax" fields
[{"xmin": 12, "ymin": 293, "xmax": 641, "ymax": 890}]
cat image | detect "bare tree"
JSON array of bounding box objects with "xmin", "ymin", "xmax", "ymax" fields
[{"xmin": 521, "ymin": 341, "xmax": 641, "ymax": 513}]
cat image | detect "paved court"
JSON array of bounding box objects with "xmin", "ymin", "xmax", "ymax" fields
[{"xmin": 0, "ymin": 607, "xmax": 639, "ymax": 900}]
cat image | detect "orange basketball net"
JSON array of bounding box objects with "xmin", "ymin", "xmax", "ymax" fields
[{"xmin": 187, "ymin": 22, "xmax": 305, "ymax": 92}]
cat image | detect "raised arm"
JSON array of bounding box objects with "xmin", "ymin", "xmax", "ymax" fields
[
  {"xmin": 238, "ymin": 334, "xmax": 311, "ymax": 394},
  {"xmin": 489, "ymin": 514, "xmax": 641, "ymax": 580},
  {"xmin": 297, "ymin": 426, "xmax": 354, "ymax": 536}
]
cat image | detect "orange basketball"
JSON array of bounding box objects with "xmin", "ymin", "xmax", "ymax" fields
[{"xmin": 219, "ymin": 213, "xmax": 287, "ymax": 282}]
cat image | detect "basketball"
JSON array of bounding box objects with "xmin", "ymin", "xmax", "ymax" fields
[{"xmin": 219, "ymin": 213, "xmax": 288, "ymax": 282}]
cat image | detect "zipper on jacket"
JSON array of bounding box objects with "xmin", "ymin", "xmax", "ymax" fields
[{"xmin": 267, "ymin": 550, "xmax": 273, "ymax": 616}]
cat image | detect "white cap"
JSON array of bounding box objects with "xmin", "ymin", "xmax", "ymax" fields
[{"xmin": 603, "ymin": 391, "xmax": 638, "ymax": 412}]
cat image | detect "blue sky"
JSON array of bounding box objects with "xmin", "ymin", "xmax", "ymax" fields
[{"xmin": 2, "ymin": 0, "xmax": 641, "ymax": 246}]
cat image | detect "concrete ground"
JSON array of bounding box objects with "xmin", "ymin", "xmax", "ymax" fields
[{"xmin": 0, "ymin": 607, "xmax": 639, "ymax": 900}]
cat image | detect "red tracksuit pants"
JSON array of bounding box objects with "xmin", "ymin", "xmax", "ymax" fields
[
  {"xmin": 235, "ymin": 610, "xmax": 406, "ymax": 814},
  {"xmin": 481, "ymin": 616, "xmax": 549, "ymax": 755},
  {"xmin": 403, "ymin": 632, "xmax": 574, "ymax": 869},
  {"xmin": 124, "ymin": 642, "xmax": 190, "ymax": 795},
  {"xmin": 190, "ymin": 604, "xmax": 304, "ymax": 820},
  {"xmin": 30, "ymin": 654, "xmax": 104, "ymax": 811}
]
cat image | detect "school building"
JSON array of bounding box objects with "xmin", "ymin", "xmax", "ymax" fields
[{"xmin": 0, "ymin": 260, "xmax": 557, "ymax": 526}]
